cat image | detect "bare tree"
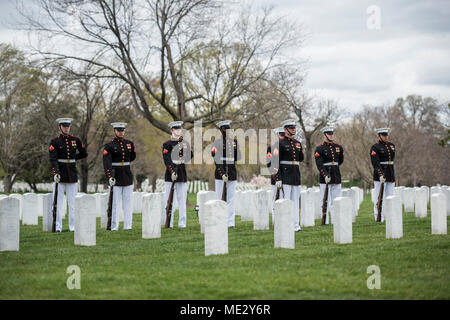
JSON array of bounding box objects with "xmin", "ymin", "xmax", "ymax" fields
[
  {"xmin": 0, "ymin": 44, "xmax": 45, "ymax": 193},
  {"xmin": 17, "ymin": 0, "xmax": 301, "ymax": 133}
]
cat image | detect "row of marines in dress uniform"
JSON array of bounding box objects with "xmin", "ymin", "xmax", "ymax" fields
[{"xmin": 49, "ymin": 117, "xmax": 395, "ymax": 232}]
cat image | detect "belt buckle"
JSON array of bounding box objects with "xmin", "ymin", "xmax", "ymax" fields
[
  {"xmin": 120, "ymin": 161, "xmax": 124, "ymax": 166},
  {"xmin": 66, "ymin": 159, "xmax": 70, "ymax": 163},
  {"xmin": 331, "ymin": 161, "xmax": 335, "ymax": 165},
  {"xmin": 292, "ymin": 161, "xmax": 295, "ymax": 165}
]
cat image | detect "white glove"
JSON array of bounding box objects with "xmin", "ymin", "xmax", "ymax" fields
[
  {"xmin": 54, "ymin": 174, "xmax": 60, "ymax": 183},
  {"xmin": 222, "ymin": 174, "xmax": 228, "ymax": 182},
  {"xmin": 171, "ymin": 172, "xmax": 178, "ymax": 182},
  {"xmin": 109, "ymin": 177, "xmax": 116, "ymax": 186},
  {"xmin": 380, "ymin": 175, "xmax": 386, "ymax": 183},
  {"xmin": 276, "ymin": 180, "xmax": 282, "ymax": 188},
  {"xmin": 325, "ymin": 176, "xmax": 331, "ymax": 184}
]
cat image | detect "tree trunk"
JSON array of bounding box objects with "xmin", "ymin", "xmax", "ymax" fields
[
  {"xmin": 151, "ymin": 174, "xmax": 158, "ymax": 193},
  {"xmin": 3, "ymin": 175, "xmax": 13, "ymax": 194},
  {"xmin": 305, "ymin": 137, "xmax": 313, "ymax": 188},
  {"xmin": 80, "ymin": 159, "xmax": 88, "ymax": 193},
  {"xmin": 208, "ymin": 174, "xmax": 215, "ymax": 191},
  {"xmin": 26, "ymin": 181, "xmax": 38, "ymax": 193}
]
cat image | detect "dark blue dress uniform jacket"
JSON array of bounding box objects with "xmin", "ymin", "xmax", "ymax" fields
[
  {"xmin": 49, "ymin": 134, "xmax": 87, "ymax": 183},
  {"xmin": 103, "ymin": 137, "xmax": 136, "ymax": 186}
]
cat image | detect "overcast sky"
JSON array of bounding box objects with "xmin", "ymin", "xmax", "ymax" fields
[{"xmin": 0, "ymin": 0, "xmax": 449, "ymax": 113}]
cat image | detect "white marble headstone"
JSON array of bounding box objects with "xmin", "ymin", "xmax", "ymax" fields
[
  {"xmin": 94, "ymin": 193, "xmax": 104, "ymax": 218},
  {"xmin": 204, "ymin": 200, "xmax": 228, "ymax": 256},
  {"xmin": 133, "ymin": 192, "xmax": 143, "ymax": 214},
  {"xmin": 22, "ymin": 193, "xmax": 38, "ymax": 225},
  {"xmin": 385, "ymin": 195, "xmax": 403, "ymax": 239},
  {"xmin": 234, "ymin": 191, "xmax": 243, "ymax": 216},
  {"xmin": 197, "ymin": 191, "xmax": 217, "ymax": 233},
  {"xmin": 430, "ymin": 186, "xmax": 442, "ymax": 196},
  {"xmin": 333, "ymin": 197, "xmax": 352, "ymax": 244},
  {"xmin": 300, "ymin": 189, "xmax": 314, "ymax": 227},
  {"xmin": 42, "ymin": 194, "xmax": 54, "ymax": 232},
  {"xmin": 36, "ymin": 194, "xmax": 47, "ymax": 217},
  {"xmin": 431, "ymin": 193, "xmax": 447, "ymax": 235},
  {"xmin": 98, "ymin": 193, "xmax": 109, "ymax": 229},
  {"xmin": 371, "ymin": 188, "xmax": 376, "ymax": 204},
  {"xmin": 74, "ymin": 195, "xmax": 96, "ymax": 246},
  {"xmin": 414, "ymin": 187, "xmax": 428, "ymax": 218},
  {"xmin": 394, "ymin": 187, "xmax": 404, "ymax": 209},
  {"xmin": 240, "ymin": 191, "xmax": 254, "ymax": 222},
  {"xmin": 267, "ymin": 189, "xmax": 272, "ymax": 214},
  {"xmin": 0, "ymin": 197, "xmax": 20, "ymax": 251},
  {"xmin": 313, "ymin": 189, "xmax": 321, "ymax": 220},
  {"xmin": 350, "ymin": 187, "xmax": 360, "ymax": 215},
  {"xmin": 254, "ymin": 190, "xmax": 269, "ymax": 230},
  {"xmin": 9, "ymin": 194, "xmax": 23, "ymax": 221},
  {"xmin": 274, "ymin": 199, "xmax": 295, "ymax": 249},
  {"xmin": 443, "ymin": 187, "xmax": 450, "ymax": 216},
  {"xmin": 403, "ymin": 188, "xmax": 415, "ymax": 212},
  {"xmin": 341, "ymin": 189, "xmax": 356, "ymax": 223},
  {"xmin": 142, "ymin": 193, "xmax": 162, "ymax": 239}
]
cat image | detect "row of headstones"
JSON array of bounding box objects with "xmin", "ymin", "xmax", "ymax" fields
[
  {"xmin": 0, "ymin": 191, "xmax": 174, "ymax": 250},
  {"xmin": 233, "ymin": 187, "xmax": 364, "ymax": 227},
  {"xmin": 371, "ymin": 186, "xmax": 450, "ymax": 217},
  {"xmin": 200, "ymin": 196, "xmax": 354, "ymax": 255},
  {"xmin": 187, "ymin": 181, "xmax": 209, "ymax": 194},
  {"xmin": 199, "ymin": 191, "xmax": 447, "ymax": 255},
  {"xmin": 1, "ymin": 189, "xmax": 448, "ymax": 253},
  {"xmin": 204, "ymin": 191, "xmax": 446, "ymax": 255},
  {"xmin": 236, "ymin": 184, "xmax": 258, "ymax": 191},
  {"xmin": 0, "ymin": 191, "xmax": 179, "ymax": 225},
  {"xmin": 0, "ymin": 182, "xmax": 110, "ymax": 194}
]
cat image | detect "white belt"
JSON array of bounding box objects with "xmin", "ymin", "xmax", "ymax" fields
[
  {"xmin": 220, "ymin": 157, "xmax": 235, "ymax": 162},
  {"xmin": 323, "ymin": 162, "xmax": 339, "ymax": 166},
  {"xmin": 112, "ymin": 162, "xmax": 130, "ymax": 166},
  {"xmin": 58, "ymin": 159, "xmax": 76, "ymax": 163},
  {"xmin": 172, "ymin": 160, "xmax": 185, "ymax": 164},
  {"xmin": 280, "ymin": 161, "xmax": 299, "ymax": 166},
  {"xmin": 380, "ymin": 161, "xmax": 394, "ymax": 165}
]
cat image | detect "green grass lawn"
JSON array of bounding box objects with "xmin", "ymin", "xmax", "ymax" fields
[{"xmin": 0, "ymin": 194, "xmax": 449, "ymax": 300}]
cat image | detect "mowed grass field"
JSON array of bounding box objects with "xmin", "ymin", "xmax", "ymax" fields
[{"xmin": 0, "ymin": 193, "xmax": 449, "ymax": 300}]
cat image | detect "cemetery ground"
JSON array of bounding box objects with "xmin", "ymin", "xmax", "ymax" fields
[{"xmin": 0, "ymin": 193, "xmax": 448, "ymax": 300}]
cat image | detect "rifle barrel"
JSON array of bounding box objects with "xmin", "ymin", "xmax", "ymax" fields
[
  {"xmin": 376, "ymin": 182, "xmax": 384, "ymax": 222},
  {"xmin": 106, "ymin": 186, "xmax": 113, "ymax": 230},
  {"xmin": 165, "ymin": 182, "xmax": 175, "ymax": 228},
  {"xmin": 321, "ymin": 183, "xmax": 329, "ymax": 225},
  {"xmin": 52, "ymin": 182, "xmax": 58, "ymax": 232}
]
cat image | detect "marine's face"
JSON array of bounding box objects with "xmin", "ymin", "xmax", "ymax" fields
[
  {"xmin": 60, "ymin": 125, "xmax": 71, "ymax": 135},
  {"xmin": 324, "ymin": 132, "xmax": 334, "ymax": 141},
  {"xmin": 379, "ymin": 134, "xmax": 388, "ymax": 142},
  {"xmin": 285, "ymin": 126, "xmax": 296, "ymax": 136},
  {"xmin": 172, "ymin": 128, "xmax": 182, "ymax": 137},
  {"xmin": 115, "ymin": 129, "xmax": 125, "ymax": 138}
]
